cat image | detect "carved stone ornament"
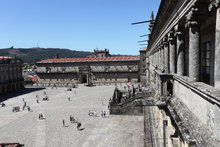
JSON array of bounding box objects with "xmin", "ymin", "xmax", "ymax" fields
[
  {"xmin": 168, "ymin": 30, "xmax": 174, "ymax": 42},
  {"xmin": 207, "ymin": 108, "xmax": 215, "ymax": 130},
  {"xmin": 209, "ymin": 0, "xmax": 220, "ymax": 11},
  {"xmin": 174, "ymin": 24, "xmax": 184, "ymax": 36},
  {"xmin": 186, "ymin": 6, "xmax": 199, "ymax": 21}
]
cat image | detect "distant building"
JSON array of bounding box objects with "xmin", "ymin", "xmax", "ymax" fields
[
  {"xmin": 94, "ymin": 49, "xmax": 110, "ymax": 57},
  {"xmin": 36, "ymin": 50, "xmax": 139, "ymax": 86},
  {"xmin": 0, "ymin": 56, "xmax": 24, "ymax": 94}
]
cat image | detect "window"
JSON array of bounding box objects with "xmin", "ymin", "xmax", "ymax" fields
[
  {"xmin": 201, "ymin": 42, "xmax": 211, "ymax": 84},
  {"xmin": 61, "ymin": 67, "xmax": 66, "ymax": 72}
]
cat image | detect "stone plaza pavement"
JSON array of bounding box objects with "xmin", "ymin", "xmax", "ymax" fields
[{"xmin": 0, "ymin": 85, "xmax": 144, "ymax": 147}]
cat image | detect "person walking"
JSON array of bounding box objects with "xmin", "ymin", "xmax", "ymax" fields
[
  {"xmin": 103, "ymin": 111, "xmax": 106, "ymax": 117},
  {"xmin": 77, "ymin": 121, "xmax": 81, "ymax": 130},
  {"xmin": 70, "ymin": 115, "xmax": 72, "ymax": 123},
  {"xmin": 62, "ymin": 119, "xmax": 65, "ymax": 127}
]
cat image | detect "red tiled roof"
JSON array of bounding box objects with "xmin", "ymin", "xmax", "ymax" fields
[
  {"xmin": 38, "ymin": 56, "xmax": 139, "ymax": 63},
  {"xmin": 0, "ymin": 56, "xmax": 13, "ymax": 59}
]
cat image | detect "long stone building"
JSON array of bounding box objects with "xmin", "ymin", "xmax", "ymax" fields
[
  {"xmin": 0, "ymin": 56, "xmax": 24, "ymax": 95},
  {"xmin": 139, "ymin": 0, "xmax": 220, "ymax": 147},
  {"xmin": 36, "ymin": 50, "xmax": 139, "ymax": 86}
]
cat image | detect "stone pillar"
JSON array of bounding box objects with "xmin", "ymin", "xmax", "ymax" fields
[
  {"xmin": 186, "ymin": 5, "xmax": 200, "ymax": 81},
  {"xmin": 153, "ymin": 53, "xmax": 155, "ymax": 66},
  {"xmin": 157, "ymin": 49, "xmax": 159, "ymax": 67},
  {"xmin": 168, "ymin": 31, "xmax": 176, "ymax": 74},
  {"xmin": 161, "ymin": 47, "xmax": 165, "ymax": 70},
  {"xmin": 163, "ymin": 38, "xmax": 169, "ymax": 73},
  {"xmin": 159, "ymin": 48, "xmax": 162, "ymax": 69},
  {"xmin": 188, "ymin": 20, "xmax": 200, "ymax": 82},
  {"xmin": 215, "ymin": 7, "xmax": 220, "ymax": 88},
  {"xmin": 175, "ymin": 30, "xmax": 185, "ymax": 76}
]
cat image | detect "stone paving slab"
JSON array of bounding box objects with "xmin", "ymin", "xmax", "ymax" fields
[{"xmin": 0, "ymin": 85, "xmax": 144, "ymax": 147}]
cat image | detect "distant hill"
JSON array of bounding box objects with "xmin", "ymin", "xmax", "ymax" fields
[{"xmin": 0, "ymin": 48, "xmax": 93, "ymax": 64}]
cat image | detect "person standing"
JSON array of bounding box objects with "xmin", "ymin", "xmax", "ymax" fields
[
  {"xmin": 70, "ymin": 115, "xmax": 72, "ymax": 123},
  {"xmin": 77, "ymin": 121, "xmax": 81, "ymax": 130},
  {"xmin": 62, "ymin": 119, "xmax": 65, "ymax": 127}
]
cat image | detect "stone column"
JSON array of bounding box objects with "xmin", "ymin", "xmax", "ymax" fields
[
  {"xmin": 188, "ymin": 20, "xmax": 200, "ymax": 82},
  {"xmin": 215, "ymin": 7, "xmax": 220, "ymax": 88},
  {"xmin": 186, "ymin": 6, "xmax": 200, "ymax": 82},
  {"xmin": 153, "ymin": 53, "xmax": 155, "ymax": 66},
  {"xmin": 175, "ymin": 30, "xmax": 185, "ymax": 76},
  {"xmin": 163, "ymin": 38, "xmax": 169, "ymax": 73},
  {"xmin": 159, "ymin": 48, "xmax": 161, "ymax": 69},
  {"xmin": 157, "ymin": 49, "xmax": 159, "ymax": 67},
  {"xmin": 168, "ymin": 31, "xmax": 176, "ymax": 74},
  {"xmin": 161, "ymin": 47, "xmax": 165, "ymax": 71}
]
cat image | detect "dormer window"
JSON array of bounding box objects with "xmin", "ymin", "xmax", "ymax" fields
[
  {"xmin": 105, "ymin": 66, "xmax": 109, "ymax": 72},
  {"xmin": 61, "ymin": 67, "xmax": 66, "ymax": 72},
  {"xmin": 46, "ymin": 67, "xmax": 51, "ymax": 73}
]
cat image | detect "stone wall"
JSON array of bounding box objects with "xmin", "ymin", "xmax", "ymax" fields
[{"xmin": 173, "ymin": 76, "xmax": 220, "ymax": 141}]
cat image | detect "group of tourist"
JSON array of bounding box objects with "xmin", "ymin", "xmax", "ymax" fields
[
  {"xmin": 88, "ymin": 110, "xmax": 107, "ymax": 118},
  {"xmin": 62, "ymin": 115, "xmax": 83, "ymax": 131},
  {"xmin": 38, "ymin": 113, "xmax": 44, "ymax": 120}
]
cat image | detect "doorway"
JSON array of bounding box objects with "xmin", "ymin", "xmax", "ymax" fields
[{"xmin": 82, "ymin": 74, "xmax": 87, "ymax": 83}]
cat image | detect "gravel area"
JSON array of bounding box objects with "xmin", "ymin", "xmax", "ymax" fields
[{"xmin": 0, "ymin": 85, "xmax": 144, "ymax": 147}]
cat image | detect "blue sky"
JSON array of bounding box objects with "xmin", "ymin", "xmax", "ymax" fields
[{"xmin": 0, "ymin": 0, "xmax": 161, "ymax": 55}]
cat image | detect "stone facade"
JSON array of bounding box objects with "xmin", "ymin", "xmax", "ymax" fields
[
  {"xmin": 36, "ymin": 55, "xmax": 139, "ymax": 86},
  {"xmin": 0, "ymin": 56, "xmax": 24, "ymax": 95},
  {"xmin": 141, "ymin": 0, "xmax": 220, "ymax": 146}
]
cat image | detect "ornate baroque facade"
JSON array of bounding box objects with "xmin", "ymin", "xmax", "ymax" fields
[
  {"xmin": 140, "ymin": 0, "xmax": 220, "ymax": 146},
  {"xmin": 0, "ymin": 56, "xmax": 24, "ymax": 95}
]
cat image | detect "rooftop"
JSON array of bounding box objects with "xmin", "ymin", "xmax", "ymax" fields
[
  {"xmin": 0, "ymin": 56, "xmax": 13, "ymax": 59},
  {"xmin": 38, "ymin": 56, "xmax": 139, "ymax": 63}
]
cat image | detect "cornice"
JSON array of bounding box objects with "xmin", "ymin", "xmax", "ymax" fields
[
  {"xmin": 149, "ymin": 0, "xmax": 197, "ymax": 54},
  {"xmin": 209, "ymin": 0, "xmax": 220, "ymax": 11}
]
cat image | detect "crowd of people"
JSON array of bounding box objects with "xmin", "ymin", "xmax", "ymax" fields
[{"xmin": 0, "ymin": 84, "xmax": 119, "ymax": 133}]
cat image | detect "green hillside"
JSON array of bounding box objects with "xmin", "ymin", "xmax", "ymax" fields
[{"xmin": 0, "ymin": 48, "xmax": 93, "ymax": 64}]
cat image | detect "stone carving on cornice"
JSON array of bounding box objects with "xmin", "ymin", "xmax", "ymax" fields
[
  {"xmin": 163, "ymin": 37, "xmax": 168, "ymax": 46},
  {"xmin": 168, "ymin": 30, "xmax": 175, "ymax": 42},
  {"xmin": 186, "ymin": 5, "xmax": 199, "ymax": 22},
  {"xmin": 174, "ymin": 24, "xmax": 184, "ymax": 36},
  {"xmin": 159, "ymin": 40, "xmax": 164, "ymax": 48},
  {"xmin": 209, "ymin": 0, "xmax": 220, "ymax": 11}
]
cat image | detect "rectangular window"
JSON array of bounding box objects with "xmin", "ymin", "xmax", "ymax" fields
[{"xmin": 201, "ymin": 42, "xmax": 211, "ymax": 84}]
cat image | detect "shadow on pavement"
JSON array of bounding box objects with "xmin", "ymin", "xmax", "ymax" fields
[
  {"xmin": 0, "ymin": 87, "xmax": 45, "ymax": 102},
  {"xmin": 78, "ymin": 128, "xmax": 85, "ymax": 131}
]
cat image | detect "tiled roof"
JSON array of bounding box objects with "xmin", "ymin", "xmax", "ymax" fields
[
  {"xmin": 0, "ymin": 56, "xmax": 13, "ymax": 59},
  {"xmin": 38, "ymin": 56, "xmax": 139, "ymax": 63}
]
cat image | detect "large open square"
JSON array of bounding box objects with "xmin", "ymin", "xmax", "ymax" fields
[{"xmin": 0, "ymin": 85, "xmax": 144, "ymax": 147}]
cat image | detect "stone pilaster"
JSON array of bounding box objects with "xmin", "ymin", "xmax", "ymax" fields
[
  {"xmin": 175, "ymin": 25, "xmax": 185, "ymax": 76},
  {"xmin": 215, "ymin": 6, "xmax": 220, "ymax": 87},
  {"xmin": 168, "ymin": 30, "xmax": 176, "ymax": 74},
  {"xmin": 163, "ymin": 37, "xmax": 169, "ymax": 73}
]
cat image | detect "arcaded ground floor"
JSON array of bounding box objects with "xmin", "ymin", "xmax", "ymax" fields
[{"xmin": 0, "ymin": 85, "xmax": 144, "ymax": 147}]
